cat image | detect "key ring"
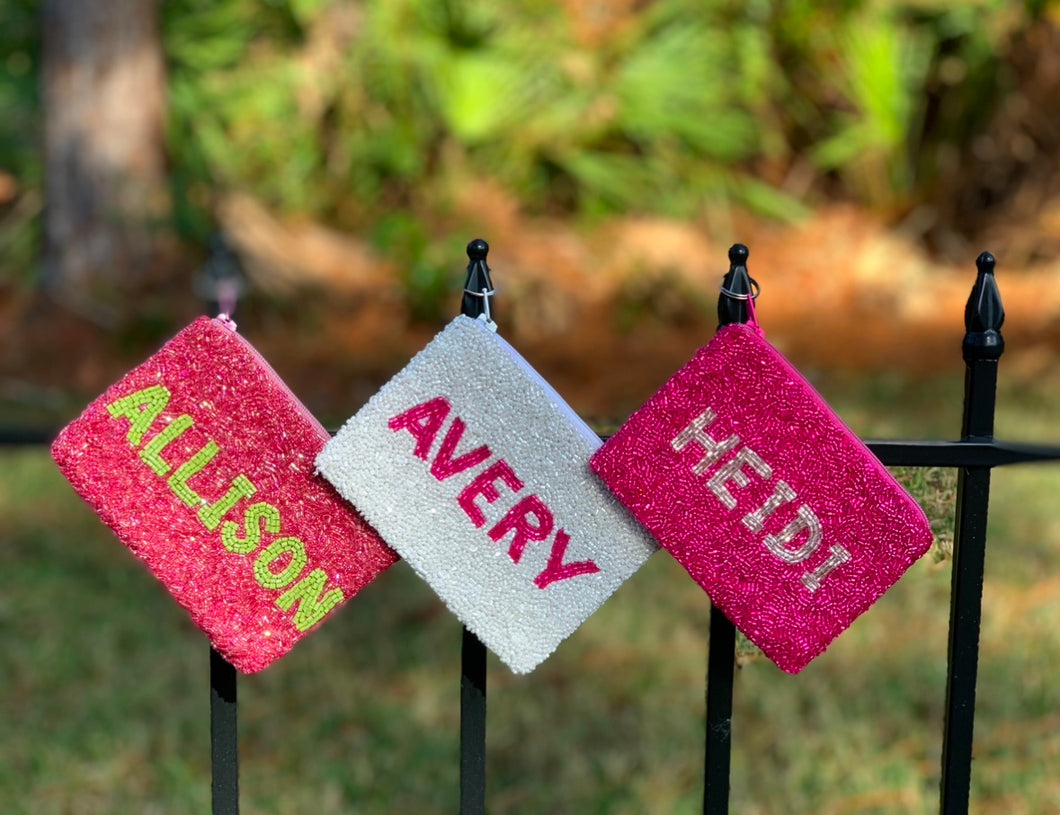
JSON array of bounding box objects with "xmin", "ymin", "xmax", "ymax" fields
[{"xmin": 719, "ymin": 279, "xmax": 760, "ymax": 301}]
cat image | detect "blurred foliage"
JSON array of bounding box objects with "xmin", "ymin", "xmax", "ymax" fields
[
  {"xmin": 0, "ymin": 0, "xmax": 42, "ymax": 286},
  {"xmin": 0, "ymin": 0, "xmax": 1052, "ymax": 290},
  {"xmin": 158, "ymin": 0, "xmax": 1033, "ymax": 232},
  {"xmin": 0, "ymin": 0, "xmax": 39, "ymax": 187},
  {"xmin": 161, "ymin": 0, "xmax": 805, "ymax": 229}
]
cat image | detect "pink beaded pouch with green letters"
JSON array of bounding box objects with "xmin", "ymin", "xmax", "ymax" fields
[
  {"xmin": 590, "ymin": 319, "xmax": 934, "ymax": 673},
  {"xmin": 51, "ymin": 316, "xmax": 396, "ymax": 673}
]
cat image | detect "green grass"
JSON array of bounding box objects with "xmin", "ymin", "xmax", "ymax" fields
[{"xmin": 2, "ymin": 372, "xmax": 1059, "ymax": 814}]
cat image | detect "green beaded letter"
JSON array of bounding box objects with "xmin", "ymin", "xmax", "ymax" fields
[
  {"xmin": 221, "ymin": 502, "xmax": 280, "ymax": 555},
  {"xmin": 167, "ymin": 441, "xmax": 220, "ymax": 507},
  {"xmin": 106, "ymin": 385, "xmax": 171, "ymax": 447},
  {"xmin": 199, "ymin": 475, "xmax": 257, "ymax": 531},
  {"xmin": 139, "ymin": 414, "xmax": 194, "ymax": 475},
  {"xmin": 253, "ymin": 537, "xmax": 308, "ymax": 590},
  {"xmin": 276, "ymin": 568, "xmax": 345, "ymax": 632}
]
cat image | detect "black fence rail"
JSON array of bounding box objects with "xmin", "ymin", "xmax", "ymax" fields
[{"xmin": 7, "ymin": 242, "xmax": 1060, "ymax": 815}]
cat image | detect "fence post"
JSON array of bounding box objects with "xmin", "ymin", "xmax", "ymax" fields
[
  {"xmin": 703, "ymin": 243, "xmax": 756, "ymax": 815},
  {"xmin": 459, "ymin": 238, "xmax": 493, "ymax": 815},
  {"xmin": 195, "ymin": 240, "xmax": 246, "ymax": 815},
  {"xmin": 940, "ymin": 252, "xmax": 1004, "ymax": 813},
  {"xmin": 210, "ymin": 647, "xmax": 239, "ymax": 815}
]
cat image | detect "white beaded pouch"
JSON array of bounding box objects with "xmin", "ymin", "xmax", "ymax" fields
[{"xmin": 316, "ymin": 315, "xmax": 658, "ymax": 673}]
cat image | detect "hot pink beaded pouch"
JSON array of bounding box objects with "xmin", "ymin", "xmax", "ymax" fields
[
  {"xmin": 590, "ymin": 322, "xmax": 933, "ymax": 673},
  {"xmin": 51, "ymin": 316, "xmax": 397, "ymax": 673}
]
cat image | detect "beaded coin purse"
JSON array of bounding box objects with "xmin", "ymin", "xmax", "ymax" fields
[
  {"xmin": 590, "ymin": 302, "xmax": 933, "ymax": 673},
  {"xmin": 316, "ymin": 315, "xmax": 658, "ymax": 674},
  {"xmin": 52, "ymin": 317, "xmax": 397, "ymax": 673}
]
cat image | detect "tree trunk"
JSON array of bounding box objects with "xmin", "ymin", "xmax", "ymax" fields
[{"xmin": 41, "ymin": 0, "xmax": 173, "ymax": 322}]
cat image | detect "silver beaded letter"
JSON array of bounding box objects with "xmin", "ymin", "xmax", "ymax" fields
[
  {"xmin": 801, "ymin": 544, "xmax": 852, "ymax": 592},
  {"xmin": 742, "ymin": 479, "xmax": 797, "ymax": 533},
  {"xmin": 763, "ymin": 505, "xmax": 823, "ymax": 564},
  {"xmin": 707, "ymin": 446, "xmax": 772, "ymax": 510},
  {"xmin": 671, "ymin": 407, "xmax": 741, "ymax": 476}
]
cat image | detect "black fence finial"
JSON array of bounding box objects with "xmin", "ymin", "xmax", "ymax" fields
[
  {"xmin": 194, "ymin": 232, "xmax": 247, "ymax": 319},
  {"xmin": 717, "ymin": 243, "xmax": 756, "ymax": 327},
  {"xmin": 462, "ymin": 239, "xmax": 494, "ymax": 321},
  {"xmin": 963, "ymin": 251, "xmax": 1004, "ymax": 361}
]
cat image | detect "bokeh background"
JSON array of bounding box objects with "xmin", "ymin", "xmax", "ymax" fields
[{"xmin": 3, "ymin": 1, "xmax": 1060, "ymax": 813}]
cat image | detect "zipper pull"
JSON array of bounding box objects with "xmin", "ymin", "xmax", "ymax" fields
[{"xmin": 216, "ymin": 313, "xmax": 238, "ymax": 332}]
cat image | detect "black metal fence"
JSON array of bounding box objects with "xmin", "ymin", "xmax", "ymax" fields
[
  {"xmin": 700, "ymin": 246, "xmax": 1055, "ymax": 815},
  {"xmin": 10, "ymin": 242, "xmax": 1060, "ymax": 814}
]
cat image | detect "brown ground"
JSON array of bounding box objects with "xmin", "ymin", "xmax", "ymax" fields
[
  {"xmin": 7, "ymin": 13, "xmax": 1060, "ymax": 429},
  {"xmin": 3, "ymin": 196, "xmax": 1059, "ymax": 430}
]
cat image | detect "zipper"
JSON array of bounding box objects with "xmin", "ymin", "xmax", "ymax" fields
[
  {"xmin": 211, "ymin": 317, "xmax": 332, "ymax": 440},
  {"xmin": 465, "ymin": 316, "xmax": 605, "ymax": 451},
  {"xmin": 722, "ymin": 323, "xmax": 927, "ymax": 503}
]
